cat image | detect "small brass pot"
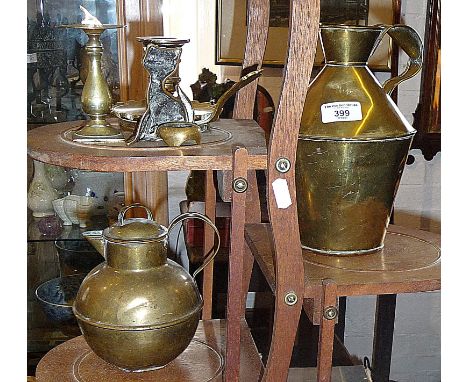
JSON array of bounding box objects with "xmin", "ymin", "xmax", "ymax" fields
[{"xmin": 73, "ymin": 204, "xmax": 220, "ymax": 371}]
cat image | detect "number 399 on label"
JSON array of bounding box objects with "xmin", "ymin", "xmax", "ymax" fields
[{"xmin": 321, "ymin": 101, "xmax": 362, "ymax": 124}]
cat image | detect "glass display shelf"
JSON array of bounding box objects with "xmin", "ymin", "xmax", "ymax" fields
[
  {"xmin": 27, "ymin": 213, "xmax": 107, "ymax": 375},
  {"xmin": 27, "ymin": 210, "xmax": 108, "ymax": 242},
  {"xmin": 27, "ymin": 0, "xmax": 120, "ymax": 125},
  {"xmin": 27, "ymin": 237, "xmax": 83, "ymax": 375}
]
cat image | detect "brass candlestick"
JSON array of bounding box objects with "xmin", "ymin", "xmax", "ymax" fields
[{"xmin": 61, "ymin": 24, "xmax": 124, "ymax": 141}]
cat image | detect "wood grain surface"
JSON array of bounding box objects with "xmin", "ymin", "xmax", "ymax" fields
[
  {"xmin": 35, "ymin": 319, "xmax": 262, "ymax": 382},
  {"xmin": 225, "ymin": 2, "xmax": 268, "ymax": 377},
  {"xmin": 221, "ymin": 0, "xmax": 270, "ymax": 206},
  {"xmin": 226, "ymin": 147, "xmax": 249, "ymax": 382},
  {"xmin": 317, "ymin": 280, "xmax": 338, "ymax": 382},
  {"xmin": 201, "ymin": 170, "xmax": 216, "ymax": 320},
  {"xmin": 232, "ymin": 0, "xmax": 270, "ymax": 121},
  {"xmin": 261, "ymin": 1, "xmax": 321, "ymax": 381},
  {"xmin": 245, "ymin": 223, "xmax": 441, "ymax": 297},
  {"xmin": 27, "ymin": 120, "xmax": 267, "ymax": 172}
]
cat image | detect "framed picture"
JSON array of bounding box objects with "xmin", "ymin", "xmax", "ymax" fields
[{"xmin": 216, "ymin": 0, "xmax": 397, "ymax": 70}]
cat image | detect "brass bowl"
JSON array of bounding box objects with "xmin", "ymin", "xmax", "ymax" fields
[{"xmin": 158, "ymin": 122, "xmax": 201, "ymax": 147}]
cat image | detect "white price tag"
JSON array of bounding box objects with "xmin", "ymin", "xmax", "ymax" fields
[
  {"xmin": 27, "ymin": 53, "xmax": 38, "ymax": 64},
  {"xmin": 272, "ymin": 178, "xmax": 292, "ymax": 209},
  {"xmin": 321, "ymin": 101, "xmax": 362, "ymax": 124}
]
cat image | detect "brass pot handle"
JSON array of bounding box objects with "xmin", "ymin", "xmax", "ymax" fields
[
  {"xmin": 168, "ymin": 212, "xmax": 221, "ymax": 278},
  {"xmin": 206, "ymin": 68, "xmax": 263, "ymax": 124},
  {"xmin": 381, "ymin": 24, "xmax": 423, "ymax": 95},
  {"xmin": 118, "ymin": 203, "xmax": 154, "ymax": 224}
]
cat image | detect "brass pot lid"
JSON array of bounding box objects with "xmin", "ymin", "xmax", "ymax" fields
[{"xmin": 104, "ymin": 205, "xmax": 167, "ymax": 242}]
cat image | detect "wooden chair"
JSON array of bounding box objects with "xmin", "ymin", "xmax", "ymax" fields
[
  {"xmin": 221, "ymin": 0, "xmax": 322, "ymax": 380},
  {"xmin": 225, "ymin": 0, "xmax": 440, "ymax": 381}
]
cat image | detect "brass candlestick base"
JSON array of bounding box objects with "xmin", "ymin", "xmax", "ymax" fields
[
  {"xmin": 61, "ymin": 24, "xmax": 125, "ymax": 142},
  {"xmin": 73, "ymin": 118, "xmax": 121, "ymax": 141}
]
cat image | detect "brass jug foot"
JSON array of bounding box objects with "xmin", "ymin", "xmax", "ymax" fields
[{"xmin": 302, "ymin": 243, "xmax": 384, "ymax": 256}]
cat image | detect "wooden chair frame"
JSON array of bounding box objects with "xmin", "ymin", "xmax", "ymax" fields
[{"xmin": 221, "ymin": 0, "xmax": 322, "ymax": 380}]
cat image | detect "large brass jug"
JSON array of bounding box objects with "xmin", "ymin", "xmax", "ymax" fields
[
  {"xmin": 73, "ymin": 204, "xmax": 220, "ymax": 371},
  {"xmin": 297, "ymin": 25, "xmax": 423, "ymax": 255}
]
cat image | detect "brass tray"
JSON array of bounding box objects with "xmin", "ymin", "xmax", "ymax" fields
[{"xmin": 61, "ymin": 124, "xmax": 232, "ymax": 151}]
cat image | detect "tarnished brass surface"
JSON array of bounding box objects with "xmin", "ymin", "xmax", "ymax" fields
[
  {"xmin": 74, "ymin": 204, "xmax": 220, "ymax": 371},
  {"xmin": 105, "ymin": 204, "xmax": 167, "ymax": 241},
  {"xmin": 158, "ymin": 122, "xmax": 201, "ymax": 147},
  {"xmin": 297, "ymin": 24, "xmax": 422, "ymax": 255},
  {"xmin": 61, "ymin": 24, "xmax": 125, "ymax": 141},
  {"xmin": 297, "ymin": 138, "xmax": 412, "ymax": 254}
]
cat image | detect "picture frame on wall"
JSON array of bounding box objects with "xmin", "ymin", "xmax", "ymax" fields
[{"xmin": 216, "ymin": 0, "xmax": 396, "ymax": 70}]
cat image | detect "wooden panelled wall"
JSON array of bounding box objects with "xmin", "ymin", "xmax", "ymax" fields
[{"xmin": 116, "ymin": 0, "xmax": 168, "ymax": 223}]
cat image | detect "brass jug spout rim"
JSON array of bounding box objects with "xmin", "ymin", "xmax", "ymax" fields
[
  {"xmin": 319, "ymin": 23, "xmax": 389, "ymax": 65},
  {"xmin": 82, "ymin": 230, "xmax": 105, "ymax": 257}
]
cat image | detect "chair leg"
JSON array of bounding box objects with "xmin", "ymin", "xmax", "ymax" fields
[
  {"xmin": 242, "ymin": 169, "xmax": 261, "ymax": 308},
  {"xmin": 202, "ymin": 169, "xmax": 216, "ymax": 320},
  {"xmin": 261, "ymin": 291, "xmax": 303, "ymax": 382},
  {"xmin": 241, "ymin": 242, "xmax": 255, "ymax": 311},
  {"xmin": 226, "ymin": 147, "xmax": 249, "ymax": 382},
  {"xmin": 371, "ymin": 294, "xmax": 397, "ymax": 382},
  {"xmin": 317, "ymin": 279, "xmax": 338, "ymax": 382}
]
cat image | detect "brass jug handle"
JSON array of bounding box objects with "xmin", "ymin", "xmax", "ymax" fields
[
  {"xmin": 168, "ymin": 212, "xmax": 221, "ymax": 278},
  {"xmin": 381, "ymin": 24, "xmax": 423, "ymax": 95},
  {"xmin": 118, "ymin": 203, "xmax": 154, "ymax": 224}
]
